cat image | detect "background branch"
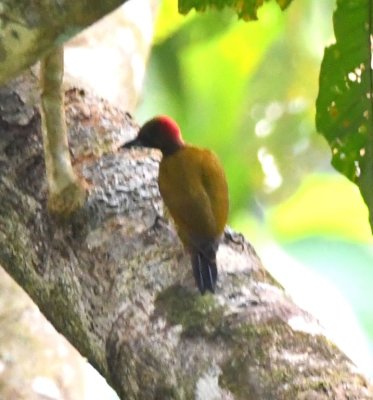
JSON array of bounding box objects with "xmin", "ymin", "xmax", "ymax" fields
[{"xmin": 0, "ymin": 0, "xmax": 128, "ymax": 85}]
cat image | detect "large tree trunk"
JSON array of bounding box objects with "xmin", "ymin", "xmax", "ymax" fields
[{"xmin": 0, "ymin": 71, "xmax": 372, "ymax": 400}]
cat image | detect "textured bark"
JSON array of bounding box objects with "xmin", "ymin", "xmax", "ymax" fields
[
  {"xmin": 0, "ymin": 72, "xmax": 372, "ymax": 400},
  {"xmin": 0, "ymin": 0, "xmax": 128, "ymax": 85}
]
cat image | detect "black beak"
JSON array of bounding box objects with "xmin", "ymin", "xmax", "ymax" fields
[{"xmin": 121, "ymin": 137, "xmax": 142, "ymax": 149}]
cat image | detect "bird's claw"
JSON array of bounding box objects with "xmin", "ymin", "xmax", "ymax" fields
[
  {"xmin": 151, "ymin": 214, "xmax": 169, "ymax": 231},
  {"xmin": 223, "ymin": 227, "xmax": 246, "ymax": 251}
]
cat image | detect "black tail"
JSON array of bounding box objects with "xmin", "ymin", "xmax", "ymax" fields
[{"xmin": 191, "ymin": 247, "xmax": 218, "ymax": 294}]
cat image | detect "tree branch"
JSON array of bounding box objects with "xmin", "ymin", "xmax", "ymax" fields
[
  {"xmin": 0, "ymin": 72, "xmax": 372, "ymax": 399},
  {"xmin": 0, "ymin": 0, "xmax": 128, "ymax": 85},
  {"xmin": 40, "ymin": 46, "xmax": 86, "ymax": 215}
]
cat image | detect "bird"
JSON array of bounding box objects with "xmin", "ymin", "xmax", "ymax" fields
[{"xmin": 122, "ymin": 116, "xmax": 229, "ymax": 294}]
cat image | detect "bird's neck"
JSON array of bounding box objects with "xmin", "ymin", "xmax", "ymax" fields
[{"xmin": 161, "ymin": 140, "xmax": 185, "ymax": 157}]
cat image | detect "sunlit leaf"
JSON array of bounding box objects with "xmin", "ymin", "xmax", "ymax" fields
[
  {"xmin": 178, "ymin": 0, "xmax": 293, "ymax": 21},
  {"xmin": 316, "ymin": 0, "xmax": 373, "ymax": 230}
]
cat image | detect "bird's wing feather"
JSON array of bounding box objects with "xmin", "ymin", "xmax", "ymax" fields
[{"xmin": 159, "ymin": 146, "xmax": 228, "ymax": 247}]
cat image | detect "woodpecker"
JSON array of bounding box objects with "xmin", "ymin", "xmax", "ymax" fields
[{"xmin": 122, "ymin": 116, "xmax": 229, "ymax": 294}]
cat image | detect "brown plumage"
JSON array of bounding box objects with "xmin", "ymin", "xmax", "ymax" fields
[{"xmin": 122, "ymin": 116, "xmax": 229, "ymax": 294}]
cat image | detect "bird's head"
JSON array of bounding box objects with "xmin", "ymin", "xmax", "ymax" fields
[{"xmin": 123, "ymin": 116, "xmax": 185, "ymax": 156}]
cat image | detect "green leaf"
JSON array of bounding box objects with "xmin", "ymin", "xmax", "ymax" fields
[
  {"xmin": 178, "ymin": 0, "xmax": 292, "ymax": 21},
  {"xmin": 316, "ymin": 0, "xmax": 373, "ymax": 231}
]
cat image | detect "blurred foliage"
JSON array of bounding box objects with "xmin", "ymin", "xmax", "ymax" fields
[
  {"xmin": 268, "ymin": 174, "xmax": 372, "ymax": 242},
  {"xmin": 138, "ymin": 0, "xmax": 333, "ymax": 215},
  {"xmin": 137, "ymin": 0, "xmax": 373, "ymax": 369},
  {"xmin": 283, "ymin": 237, "xmax": 373, "ymax": 339},
  {"xmin": 178, "ymin": 0, "xmax": 293, "ymax": 21},
  {"xmin": 316, "ymin": 0, "xmax": 373, "ymax": 231}
]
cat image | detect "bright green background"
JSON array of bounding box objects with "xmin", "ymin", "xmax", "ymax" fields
[{"xmin": 136, "ymin": 0, "xmax": 373, "ymax": 374}]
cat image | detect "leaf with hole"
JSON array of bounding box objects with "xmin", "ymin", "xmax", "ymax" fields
[{"xmin": 316, "ymin": 0, "xmax": 373, "ymax": 231}]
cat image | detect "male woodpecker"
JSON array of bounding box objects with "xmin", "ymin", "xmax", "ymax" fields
[{"xmin": 122, "ymin": 116, "xmax": 229, "ymax": 294}]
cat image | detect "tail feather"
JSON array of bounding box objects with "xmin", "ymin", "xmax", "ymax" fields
[{"xmin": 191, "ymin": 250, "xmax": 218, "ymax": 294}]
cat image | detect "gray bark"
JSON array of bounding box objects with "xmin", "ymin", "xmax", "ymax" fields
[
  {"xmin": 0, "ymin": 0, "xmax": 128, "ymax": 85},
  {"xmin": 0, "ymin": 72, "xmax": 372, "ymax": 400}
]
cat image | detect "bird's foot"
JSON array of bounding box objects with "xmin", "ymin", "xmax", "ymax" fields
[
  {"xmin": 223, "ymin": 227, "xmax": 246, "ymax": 251},
  {"xmin": 150, "ymin": 214, "xmax": 171, "ymax": 232}
]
